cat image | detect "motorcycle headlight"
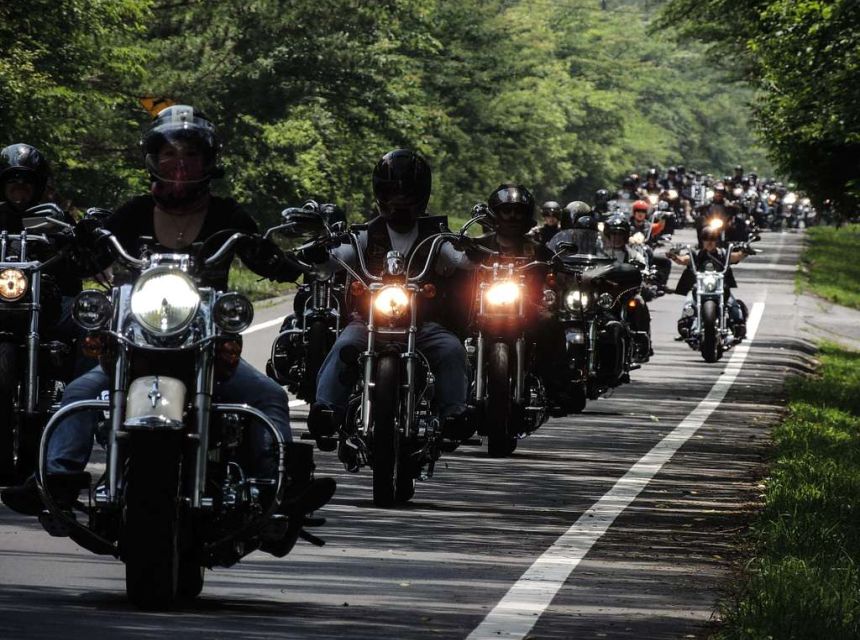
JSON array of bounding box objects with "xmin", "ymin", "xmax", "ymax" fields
[
  {"xmin": 733, "ymin": 187, "xmax": 743, "ymax": 198},
  {"xmin": 373, "ymin": 285, "xmax": 409, "ymax": 318},
  {"xmin": 73, "ymin": 290, "xmax": 112, "ymax": 329},
  {"xmin": 486, "ymin": 281, "xmax": 520, "ymax": 306},
  {"xmin": 667, "ymin": 189, "xmax": 679, "ymax": 200},
  {"xmin": 783, "ymin": 192, "xmax": 797, "ymax": 205},
  {"xmin": 706, "ymin": 189, "xmax": 715, "ymax": 200},
  {"xmin": 130, "ymin": 268, "xmax": 200, "ymax": 336},
  {"xmin": 214, "ymin": 292, "xmax": 254, "ymax": 333},
  {"xmin": 0, "ymin": 268, "xmax": 28, "ymax": 302},
  {"xmin": 702, "ymin": 274, "xmax": 718, "ymax": 292},
  {"xmin": 564, "ymin": 289, "xmax": 589, "ymax": 310},
  {"xmin": 597, "ymin": 293, "xmax": 614, "ymax": 309},
  {"xmin": 647, "ymin": 194, "xmax": 659, "ymax": 205}
]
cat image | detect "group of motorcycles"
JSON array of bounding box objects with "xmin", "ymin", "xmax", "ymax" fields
[{"xmin": 1, "ymin": 164, "xmax": 767, "ymax": 608}]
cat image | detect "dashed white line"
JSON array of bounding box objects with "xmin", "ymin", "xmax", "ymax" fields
[
  {"xmin": 241, "ymin": 317, "xmax": 284, "ymax": 335},
  {"xmin": 467, "ymin": 301, "xmax": 766, "ymax": 640}
]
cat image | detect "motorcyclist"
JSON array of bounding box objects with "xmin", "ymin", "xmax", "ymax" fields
[
  {"xmin": 0, "ymin": 143, "xmax": 89, "ymax": 365},
  {"xmin": 729, "ymin": 164, "xmax": 744, "ymax": 188},
  {"xmin": 305, "ymin": 149, "xmax": 475, "ymax": 447},
  {"xmin": 639, "ymin": 168, "xmax": 661, "ymax": 198},
  {"xmin": 668, "ymin": 225, "xmax": 751, "ymax": 340},
  {"xmin": 695, "ymin": 182, "xmax": 746, "ymax": 243},
  {"xmin": 1, "ymin": 107, "xmax": 335, "ymax": 530},
  {"xmin": 616, "ymin": 176, "xmax": 639, "ymax": 202},
  {"xmin": 593, "ymin": 188, "xmax": 611, "ymax": 218},
  {"xmin": 529, "ymin": 200, "xmax": 564, "ymax": 243},
  {"xmin": 477, "ymin": 192, "xmax": 588, "ymax": 413},
  {"xmin": 628, "ymin": 199, "xmax": 672, "ymax": 288},
  {"xmin": 602, "ymin": 214, "xmax": 652, "ymax": 354}
]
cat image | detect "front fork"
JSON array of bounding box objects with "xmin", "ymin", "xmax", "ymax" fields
[
  {"xmin": 24, "ymin": 272, "xmax": 41, "ymax": 414},
  {"xmin": 474, "ymin": 331, "xmax": 526, "ymax": 404}
]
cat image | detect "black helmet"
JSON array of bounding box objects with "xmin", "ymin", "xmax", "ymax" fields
[
  {"xmin": 0, "ymin": 143, "xmax": 51, "ymax": 211},
  {"xmin": 372, "ymin": 149, "xmax": 431, "ymax": 230},
  {"xmin": 677, "ymin": 165, "xmax": 686, "ymax": 174},
  {"xmin": 646, "ymin": 167, "xmax": 659, "ymax": 180},
  {"xmin": 540, "ymin": 200, "xmax": 562, "ymax": 218},
  {"xmin": 621, "ymin": 176, "xmax": 637, "ymax": 191},
  {"xmin": 667, "ymin": 166, "xmax": 678, "ymax": 175},
  {"xmin": 488, "ymin": 183, "xmax": 535, "ymax": 237},
  {"xmin": 572, "ymin": 214, "xmax": 599, "ymax": 231},
  {"xmin": 603, "ymin": 213, "xmax": 630, "ymax": 249},
  {"xmin": 733, "ymin": 164, "xmax": 743, "ymax": 175},
  {"xmin": 594, "ymin": 189, "xmax": 610, "ymax": 205},
  {"xmin": 141, "ymin": 105, "xmax": 220, "ymax": 208}
]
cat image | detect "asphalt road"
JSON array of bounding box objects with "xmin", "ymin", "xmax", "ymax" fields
[{"xmin": 0, "ymin": 228, "xmax": 810, "ymax": 639}]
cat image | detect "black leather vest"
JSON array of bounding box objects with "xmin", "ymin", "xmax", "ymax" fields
[{"xmin": 347, "ymin": 215, "xmax": 456, "ymax": 326}]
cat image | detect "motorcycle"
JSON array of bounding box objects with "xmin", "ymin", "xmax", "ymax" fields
[
  {"xmin": 0, "ymin": 205, "xmax": 78, "ymax": 480},
  {"xmin": 299, "ymin": 211, "xmax": 474, "ymax": 506},
  {"xmin": 465, "ymin": 235, "xmax": 553, "ymax": 457},
  {"xmin": 35, "ymin": 222, "xmax": 325, "ymax": 609},
  {"xmin": 267, "ymin": 207, "xmax": 344, "ymax": 404},
  {"xmin": 547, "ymin": 229, "xmax": 646, "ymax": 408},
  {"xmin": 670, "ymin": 236, "xmax": 759, "ymax": 362}
]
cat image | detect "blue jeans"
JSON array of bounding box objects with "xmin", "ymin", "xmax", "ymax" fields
[
  {"xmin": 47, "ymin": 359, "xmax": 292, "ymax": 473},
  {"xmin": 315, "ymin": 320, "xmax": 468, "ymax": 418}
]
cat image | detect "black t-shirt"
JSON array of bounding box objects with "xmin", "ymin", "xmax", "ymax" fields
[{"xmin": 105, "ymin": 195, "xmax": 258, "ymax": 291}]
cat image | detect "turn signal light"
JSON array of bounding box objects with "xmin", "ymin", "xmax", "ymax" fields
[
  {"xmin": 420, "ymin": 283, "xmax": 437, "ymax": 299},
  {"xmin": 215, "ymin": 338, "xmax": 243, "ymax": 380},
  {"xmin": 81, "ymin": 334, "xmax": 105, "ymax": 358},
  {"xmin": 628, "ymin": 299, "xmax": 638, "ymax": 309},
  {"xmin": 545, "ymin": 272, "xmax": 557, "ymax": 288},
  {"xmin": 349, "ymin": 281, "xmax": 366, "ymax": 297}
]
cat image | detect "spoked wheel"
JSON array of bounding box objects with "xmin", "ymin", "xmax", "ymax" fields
[
  {"xmin": 301, "ymin": 320, "xmax": 329, "ymax": 404},
  {"xmin": 700, "ymin": 300, "xmax": 722, "ymax": 363},
  {"xmin": 0, "ymin": 342, "xmax": 18, "ymax": 482},
  {"xmin": 371, "ymin": 354, "xmax": 413, "ymax": 507},
  {"xmin": 122, "ymin": 432, "xmax": 184, "ymax": 610},
  {"xmin": 486, "ymin": 341, "xmax": 517, "ymax": 458}
]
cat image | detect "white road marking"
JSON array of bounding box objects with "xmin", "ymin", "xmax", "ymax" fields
[
  {"xmin": 241, "ymin": 317, "xmax": 284, "ymax": 335},
  {"xmin": 467, "ymin": 301, "xmax": 766, "ymax": 640},
  {"xmin": 289, "ymin": 400, "xmax": 307, "ymax": 408}
]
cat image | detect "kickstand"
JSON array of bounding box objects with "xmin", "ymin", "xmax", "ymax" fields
[{"xmin": 298, "ymin": 528, "xmax": 325, "ymax": 547}]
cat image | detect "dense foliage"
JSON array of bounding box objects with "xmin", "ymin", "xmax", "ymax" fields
[
  {"xmin": 661, "ymin": 0, "xmax": 860, "ymax": 219},
  {"xmin": 1, "ymin": 0, "xmax": 772, "ymax": 224}
]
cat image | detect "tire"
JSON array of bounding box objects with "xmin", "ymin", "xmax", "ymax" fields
[
  {"xmin": 486, "ymin": 342, "xmax": 517, "ymax": 458},
  {"xmin": 122, "ymin": 433, "xmax": 183, "ymax": 610},
  {"xmin": 0, "ymin": 342, "xmax": 18, "ymax": 481},
  {"xmin": 301, "ymin": 320, "xmax": 329, "ymax": 403},
  {"xmin": 178, "ymin": 555, "xmax": 205, "ymax": 600},
  {"xmin": 371, "ymin": 354, "xmax": 403, "ymax": 507},
  {"xmin": 700, "ymin": 300, "xmax": 722, "ymax": 363}
]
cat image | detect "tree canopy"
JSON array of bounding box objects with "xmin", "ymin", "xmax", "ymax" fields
[
  {"xmin": 660, "ymin": 0, "xmax": 860, "ymax": 217},
  {"xmin": 1, "ymin": 0, "xmax": 776, "ymax": 223}
]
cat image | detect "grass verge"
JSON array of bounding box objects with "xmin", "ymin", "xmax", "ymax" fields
[
  {"xmin": 717, "ymin": 343, "xmax": 860, "ymax": 639},
  {"xmin": 797, "ymin": 224, "xmax": 860, "ymax": 309},
  {"xmin": 228, "ymin": 262, "xmax": 295, "ymax": 302}
]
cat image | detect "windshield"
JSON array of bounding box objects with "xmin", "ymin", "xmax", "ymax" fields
[{"xmin": 547, "ymin": 228, "xmax": 612, "ymax": 263}]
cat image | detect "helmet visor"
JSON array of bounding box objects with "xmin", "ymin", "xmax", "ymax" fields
[{"xmin": 145, "ymin": 134, "xmax": 214, "ymax": 184}]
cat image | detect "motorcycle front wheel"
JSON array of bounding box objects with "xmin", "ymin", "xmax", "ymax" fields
[
  {"xmin": 700, "ymin": 300, "xmax": 722, "ymax": 363},
  {"xmin": 371, "ymin": 353, "xmax": 413, "ymax": 507},
  {"xmin": 486, "ymin": 341, "xmax": 517, "ymax": 458},
  {"xmin": 122, "ymin": 432, "xmax": 185, "ymax": 610}
]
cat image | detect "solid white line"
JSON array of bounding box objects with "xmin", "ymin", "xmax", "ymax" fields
[
  {"xmin": 466, "ymin": 301, "xmax": 766, "ymax": 640},
  {"xmin": 288, "ymin": 400, "xmax": 307, "ymax": 408},
  {"xmin": 241, "ymin": 317, "xmax": 284, "ymax": 335}
]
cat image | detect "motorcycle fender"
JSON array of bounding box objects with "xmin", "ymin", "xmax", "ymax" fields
[{"xmin": 124, "ymin": 375, "xmax": 186, "ymax": 430}]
